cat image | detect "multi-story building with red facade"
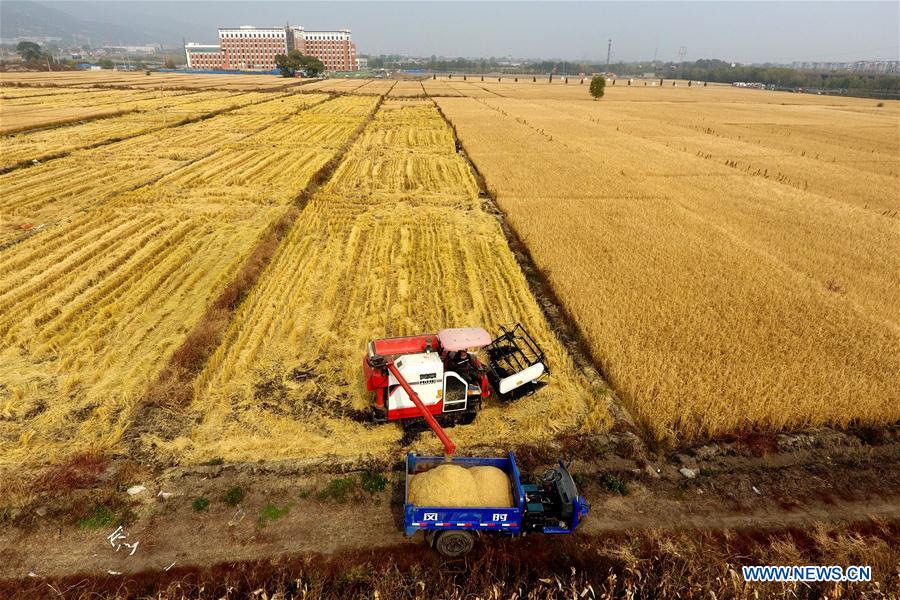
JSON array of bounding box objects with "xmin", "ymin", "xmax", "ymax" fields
[
  {"xmin": 185, "ymin": 25, "xmax": 359, "ymax": 72},
  {"xmin": 218, "ymin": 26, "xmax": 288, "ymax": 71},
  {"xmin": 291, "ymin": 28, "xmax": 358, "ymax": 73},
  {"xmin": 183, "ymin": 43, "xmax": 226, "ymax": 70}
]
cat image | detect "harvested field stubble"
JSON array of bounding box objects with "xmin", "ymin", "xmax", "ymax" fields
[
  {"xmin": 0, "ymin": 93, "xmax": 326, "ymax": 245},
  {"xmin": 0, "ymin": 90, "xmax": 288, "ymax": 169},
  {"xmin": 0, "ymin": 71, "xmax": 306, "ymax": 91},
  {"xmin": 0, "ymin": 95, "xmax": 376, "ymax": 471},
  {"xmin": 437, "ymin": 92, "xmax": 900, "ymax": 444},
  {"xmin": 152, "ymin": 99, "xmax": 608, "ymax": 465},
  {"xmin": 0, "ymin": 205, "xmax": 277, "ymax": 467}
]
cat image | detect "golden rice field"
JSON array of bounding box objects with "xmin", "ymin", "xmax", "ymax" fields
[
  {"xmin": 149, "ymin": 98, "xmax": 605, "ymax": 465},
  {"xmin": 388, "ymin": 80, "xmax": 426, "ymax": 97},
  {"xmin": 1, "ymin": 73, "xmax": 896, "ymax": 479},
  {"xmin": 436, "ymin": 84, "xmax": 900, "ymax": 443},
  {"xmin": 0, "ymin": 93, "xmax": 376, "ymax": 469},
  {"xmin": 0, "ymin": 85, "xmax": 290, "ymax": 135}
]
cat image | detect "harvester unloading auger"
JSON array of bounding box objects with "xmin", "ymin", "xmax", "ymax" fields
[{"xmin": 363, "ymin": 325, "xmax": 549, "ymax": 453}]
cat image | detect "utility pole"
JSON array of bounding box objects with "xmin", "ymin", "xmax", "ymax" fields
[{"xmin": 606, "ymin": 39, "xmax": 612, "ymax": 67}]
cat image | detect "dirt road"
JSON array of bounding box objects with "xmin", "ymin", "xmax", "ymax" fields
[{"xmin": 3, "ymin": 433, "xmax": 898, "ymax": 581}]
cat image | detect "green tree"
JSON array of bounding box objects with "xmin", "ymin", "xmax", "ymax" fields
[
  {"xmin": 298, "ymin": 54, "xmax": 324, "ymax": 76},
  {"xmin": 98, "ymin": 58, "xmax": 114, "ymax": 69},
  {"xmin": 274, "ymin": 51, "xmax": 297, "ymax": 77},
  {"xmin": 275, "ymin": 50, "xmax": 325, "ymax": 77},
  {"xmin": 16, "ymin": 41, "xmax": 43, "ymax": 62},
  {"xmin": 590, "ymin": 75, "xmax": 606, "ymax": 99}
]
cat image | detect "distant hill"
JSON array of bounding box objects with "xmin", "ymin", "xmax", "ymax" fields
[{"xmin": 1, "ymin": 0, "xmax": 203, "ymax": 47}]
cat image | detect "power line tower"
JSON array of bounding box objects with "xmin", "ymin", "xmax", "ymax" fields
[
  {"xmin": 677, "ymin": 46, "xmax": 687, "ymax": 63},
  {"xmin": 606, "ymin": 39, "xmax": 612, "ymax": 67}
]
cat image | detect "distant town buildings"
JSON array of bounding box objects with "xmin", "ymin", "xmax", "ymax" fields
[
  {"xmin": 792, "ymin": 60, "xmax": 898, "ymax": 74},
  {"xmin": 184, "ymin": 25, "xmax": 359, "ymax": 72}
]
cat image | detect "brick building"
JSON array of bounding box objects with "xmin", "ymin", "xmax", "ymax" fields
[
  {"xmin": 218, "ymin": 26, "xmax": 288, "ymax": 71},
  {"xmin": 185, "ymin": 25, "xmax": 359, "ymax": 72},
  {"xmin": 183, "ymin": 43, "xmax": 226, "ymax": 70},
  {"xmin": 291, "ymin": 28, "xmax": 358, "ymax": 73}
]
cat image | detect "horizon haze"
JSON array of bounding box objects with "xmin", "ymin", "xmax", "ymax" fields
[{"xmin": 1, "ymin": 1, "xmax": 898, "ymax": 64}]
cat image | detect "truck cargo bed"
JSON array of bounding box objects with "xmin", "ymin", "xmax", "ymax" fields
[{"xmin": 403, "ymin": 452, "xmax": 526, "ymax": 536}]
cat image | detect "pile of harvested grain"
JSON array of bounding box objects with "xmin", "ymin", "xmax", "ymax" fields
[
  {"xmin": 470, "ymin": 465, "xmax": 514, "ymax": 506},
  {"xmin": 408, "ymin": 464, "xmax": 513, "ymax": 507}
]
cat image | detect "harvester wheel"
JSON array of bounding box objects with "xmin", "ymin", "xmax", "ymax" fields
[{"xmin": 433, "ymin": 530, "xmax": 475, "ymax": 557}]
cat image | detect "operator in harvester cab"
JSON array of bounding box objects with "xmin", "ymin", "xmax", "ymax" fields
[{"xmin": 449, "ymin": 349, "xmax": 476, "ymax": 381}]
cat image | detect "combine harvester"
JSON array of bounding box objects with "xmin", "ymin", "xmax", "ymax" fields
[
  {"xmin": 363, "ymin": 325, "xmax": 590, "ymax": 555},
  {"xmin": 364, "ymin": 325, "xmax": 550, "ymax": 436}
]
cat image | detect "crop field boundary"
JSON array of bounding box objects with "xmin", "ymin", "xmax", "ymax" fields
[
  {"xmin": 336, "ymin": 79, "xmax": 398, "ymax": 96},
  {"xmin": 126, "ymin": 94, "xmax": 386, "ymax": 469},
  {"xmin": 3, "ymin": 432, "xmax": 899, "ymax": 588},
  {"xmin": 0, "ymin": 90, "xmax": 310, "ymax": 175},
  {"xmin": 0, "ymin": 93, "xmax": 334, "ymax": 253},
  {"xmin": 431, "ymin": 99, "xmax": 644, "ymax": 452}
]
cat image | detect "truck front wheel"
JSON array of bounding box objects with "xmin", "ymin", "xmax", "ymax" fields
[{"xmin": 433, "ymin": 530, "xmax": 476, "ymax": 557}]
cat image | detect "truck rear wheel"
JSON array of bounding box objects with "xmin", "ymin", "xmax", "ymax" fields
[{"xmin": 433, "ymin": 530, "xmax": 475, "ymax": 557}]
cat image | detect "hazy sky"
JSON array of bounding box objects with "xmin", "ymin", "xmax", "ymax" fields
[{"xmin": 49, "ymin": 1, "xmax": 900, "ymax": 63}]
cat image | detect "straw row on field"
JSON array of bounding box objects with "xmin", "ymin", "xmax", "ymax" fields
[
  {"xmin": 0, "ymin": 71, "xmax": 307, "ymax": 92},
  {"xmin": 0, "ymin": 93, "xmax": 328, "ymax": 246},
  {"xmin": 0, "ymin": 90, "xmax": 303, "ymax": 169}
]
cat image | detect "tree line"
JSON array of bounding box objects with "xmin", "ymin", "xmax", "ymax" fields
[
  {"xmin": 670, "ymin": 59, "xmax": 899, "ymax": 92},
  {"xmin": 366, "ymin": 55, "xmax": 899, "ymax": 92}
]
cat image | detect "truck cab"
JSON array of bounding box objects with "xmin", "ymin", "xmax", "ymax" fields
[{"xmin": 521, "ymin": 460, "xmax": 590, "ymax": 534}]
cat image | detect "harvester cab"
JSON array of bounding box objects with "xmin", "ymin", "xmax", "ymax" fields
[{"xmin": 364, "ymin": 324, "xmax": 549, "ymax": 439}]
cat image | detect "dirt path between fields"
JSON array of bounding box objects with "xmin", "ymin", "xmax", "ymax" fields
[
  {"xmin": 2, "ymin": 435, "xmax": 898, "ymax": 580},
  {"xmin": 2, "ymin": 485, "xmax": 897, "ymax": 581}
]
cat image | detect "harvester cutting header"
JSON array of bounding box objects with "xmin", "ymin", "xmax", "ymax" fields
[{"xmin": 364, "ymin": 324, "xmax": 549, "ymax": 453}]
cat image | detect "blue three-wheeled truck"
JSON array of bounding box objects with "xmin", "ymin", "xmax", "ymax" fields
[{"xmin": 404, "ymin": 452, "xmax": 590, "ymax": 556}]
